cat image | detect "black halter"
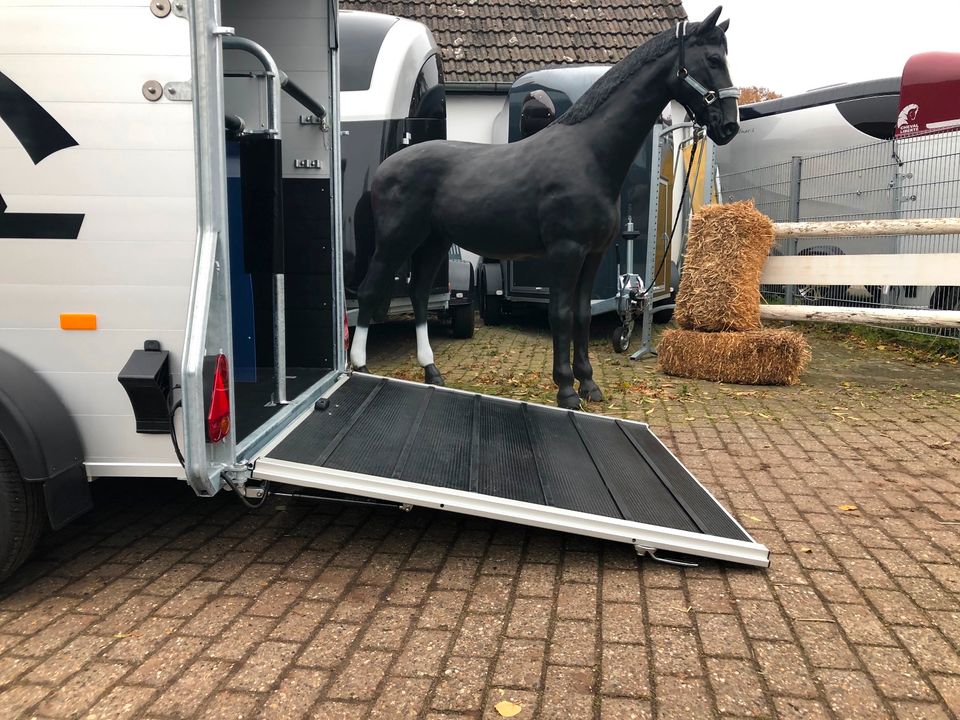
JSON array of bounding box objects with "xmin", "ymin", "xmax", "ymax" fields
[{"xmin": 675, "ymin": 21, "xmax": 740, "ymax": 110}]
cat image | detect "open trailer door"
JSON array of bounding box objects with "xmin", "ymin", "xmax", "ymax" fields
[{"xmin": 252, "ymin": 374, "xmax": 769, "ymax": 567}]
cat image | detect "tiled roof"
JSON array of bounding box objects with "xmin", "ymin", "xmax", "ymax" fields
[{"xmin": 339, "ymin": 0, "xmax": 687, "ymax": 84}]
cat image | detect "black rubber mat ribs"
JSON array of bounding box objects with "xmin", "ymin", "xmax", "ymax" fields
[{"xmin": 269, "ymin": 374, "xmax": 749, "ymax": 542}]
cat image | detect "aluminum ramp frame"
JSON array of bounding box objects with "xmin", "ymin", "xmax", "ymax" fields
[{"xmin": 253, "ymin": 374, "xmax": 769, "ymax": 567}]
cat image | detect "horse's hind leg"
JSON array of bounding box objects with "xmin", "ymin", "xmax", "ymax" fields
[
  {"xmin": 573, "ymin": 251, "xmax": 604, "ymax": 402},
  {"xmin": 409, "ymin": 236, "xmax": 451, "ymax": 386},
  {"xmin": 350, "ymin": 234, "xmax": 417, "ymax": 372}
]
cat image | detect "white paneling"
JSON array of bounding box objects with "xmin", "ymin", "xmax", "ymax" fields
[
  {"xmin": 0, "ymin": 285, "xmax": 189, "ymax": 330},
  {"xmin": 0, "ymin": 195, "xmax": 195, "ymax": 244},
  {"xmin": 0, "ymin": 328, "xmax": 185, "ymax": 373},
  {"xmin": 39, "ymin": 370, "xmax": 153, "ymax": 417},
  {"xmin": 0, "ymin": 148, "xmax": 195, "ymax": 198},
  {"xmin": 0, "ymin": 54, "xmax": 192, "ymax": 103},
  {"xmin": 69, "ymin": 413, "xmax": 182, "ymax": 464},
  {"xmin": 0, "ymin": 240, "xmax": 195, "ymax": 286},
  {"xmin": 761, "ymin": 253, "xmax": 960, "ymax": 286},
  {"xmin": 0, "ymin": 7, "xmax": 190, "ymax": 56},
  {"xmin": 0, "ymin": 102, "xmax": 195, "ymax": 152}
]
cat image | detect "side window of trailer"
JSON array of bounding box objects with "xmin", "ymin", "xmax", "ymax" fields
[
  {"xmin": 409, "ymin": 54, "xmax": 445, "ymax": 120},
  {"xmin": 836, "ymin": 95, "xmax": 900, "ymax": 139}
]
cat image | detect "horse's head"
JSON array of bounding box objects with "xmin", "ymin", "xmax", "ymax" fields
[{"xmin": 672, "ymin": 6, "xmax": 739, "ymax": 145}]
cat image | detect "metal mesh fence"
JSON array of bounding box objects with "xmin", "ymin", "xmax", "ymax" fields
[{"xmin": 719, "ymin": 131, "xmax": 960, "ymax": 338}]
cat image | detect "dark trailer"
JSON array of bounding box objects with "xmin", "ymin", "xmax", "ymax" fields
[
  {"xmin": 339, "ymin": 10, "xmax": 475, "ymax": 337},
  {"xmin": 479, "ymin": 66, "xmax": 677, "ymax": 327}
]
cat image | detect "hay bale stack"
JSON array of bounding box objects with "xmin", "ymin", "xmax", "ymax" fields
[
  {"xmin": 675, "ymin": 200, "xmax": 775, "ymax": 332},
  {"xmin": 659, "ymin": 328, "xmax": 811, "ymax": 386}
]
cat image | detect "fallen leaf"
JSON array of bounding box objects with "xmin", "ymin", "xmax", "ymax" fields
[
  {"xmin": 495, "ymin": 700, "xmax": 523, "ymax": 717},
  {"xmin": 837, "ymin": 505, "xmax": 858, "ymax": 512},
  {"xmin": 798, "ymin": 547, "xmax": 813, "ymax": 554}
]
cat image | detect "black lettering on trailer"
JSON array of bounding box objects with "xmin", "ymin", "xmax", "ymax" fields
[{"xmin": 0, "ymin": 71, "xmax": 84, "ymax": 239}]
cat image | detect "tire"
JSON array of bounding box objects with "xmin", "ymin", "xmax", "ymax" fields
[
  {"xmin": 0, "ymin": 441, "xmax": 45, "ymax": 583},
  {"xmin": 612, "ymin": 326, "xmax": 629, "ymax": 353},
  {"xmin": 451, "ymin": 304, "xmax": 475, "ymax": 339},
  {"xmin": 652, "ymin": 292, "xmax": 676, "ymax": 324}
]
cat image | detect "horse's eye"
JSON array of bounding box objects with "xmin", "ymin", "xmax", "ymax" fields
[{"xmin": 708, "ymin": 55, "xmax": 723, "ymax": 68}]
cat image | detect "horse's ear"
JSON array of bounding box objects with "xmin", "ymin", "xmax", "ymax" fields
[
  {"xmin": 718, "ymin": 19, "xmax": 730, "ymax": 32},
  {"xmin": 698, "ymin": 6, "xmax": 722, "ymax": 33}
]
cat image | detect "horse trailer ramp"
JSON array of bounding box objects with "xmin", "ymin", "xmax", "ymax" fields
[{"xmin": 253, "ymin": 374, "xmax": 769, "ymax": 567}]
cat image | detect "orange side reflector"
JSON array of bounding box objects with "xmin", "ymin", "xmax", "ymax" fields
[{"xmin": 60, "ymin": 313, "xmax": 97, "ymax": 330}]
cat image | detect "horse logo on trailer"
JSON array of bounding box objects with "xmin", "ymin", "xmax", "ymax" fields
[
  {"xmin": 896, "ymin": 103, "xmax": 920, "ymax": 136},
  {"xmin": 0, "ymin": 70, "xmax": 84, "ymax": 239}
]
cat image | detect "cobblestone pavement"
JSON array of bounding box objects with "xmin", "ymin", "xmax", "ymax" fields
[{"xmin": 1, "ymin": 315, "xmax": 958, "ymax": 719}]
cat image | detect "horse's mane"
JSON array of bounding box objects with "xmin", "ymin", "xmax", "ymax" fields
[{"xmin": 557, "ymin": 21, "xmax": 718, "ymax": 126}]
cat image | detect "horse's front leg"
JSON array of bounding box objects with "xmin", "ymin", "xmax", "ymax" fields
[
  {"xmin": 547, "ymin": 246, "xmax": 587, "ymax": 409},
  {"xmin": 573, "ymin": 251, "xmax": 604, "ymax": 402}
]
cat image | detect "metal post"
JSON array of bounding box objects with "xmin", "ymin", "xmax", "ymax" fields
[
  {"xmin": 630, "ymin": 124, "xmax": 666, "ymax": 361},
  {"xmin": 784, "ymin": 155, "xmax": 802, "ymax": 305}
]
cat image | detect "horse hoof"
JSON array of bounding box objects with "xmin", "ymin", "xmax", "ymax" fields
[
  {"xmin": 556, "ymin": 390, "xmax": 582, "ymax": 410},
  {"xmin": 424, "ymin": 364, "xmax": 445, "ymax": 386},
  {"xmin": 578, "ymin": 383, "xmax": 604, "ymax": 402},
  {"xmin": 353, "ymin": 365, "xmax": 369, "ymax": 374}
]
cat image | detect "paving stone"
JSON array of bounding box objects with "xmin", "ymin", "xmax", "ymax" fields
[
  {"xmin": 858, "ymin": 645, "xmax": 936, "ymax": 701},
  {"xmin": 393, "ymin": 629, "xmax": 452, "ymax": 677},
  {"xmin": 653, "ymin": 676, "xmax": 714, "ymax": 720},
  {"xmin": 818, "ymin": 669, "xmax": 889, "ymax": 719},
  {"xmin": 601, "ymin": 642, "xmax": 650, "ymax": 698},
  {"xmin": 540, "ymin": 665, "xmax": 596, "ymax": 720},
  {"xmin": 327, "ymin": 649, "xmax": 393, "ymax": 700},
  {"xmin": 149, "ymin": 659, "xmax": 233, "ymax": 718},
  {"xmin": 549, "ymin": 620, "xmax": 597, "ymax": 666},
  {"xmin": 706, "ymin": 657, "xmax": 771, "ymax": 717},
  {"xmin": 432, "ymin": 656, "xmax": 490, "ymax": 712},
  {"xmin": 753, "ymin": 640, "xmax": 819, "ymax": 698},
  {"xmin": 491, "ymin": 638, "xmax": 545, "ymax": 689}
]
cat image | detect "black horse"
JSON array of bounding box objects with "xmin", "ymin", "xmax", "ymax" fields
[{"xmin": 350, "ymin": 7, "xmax": 740, "ymax": 408}]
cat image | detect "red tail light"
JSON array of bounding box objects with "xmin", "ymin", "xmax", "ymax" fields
[{"xmin": 206, "ymin": 353, "xmax": 231, "ymax": 443}]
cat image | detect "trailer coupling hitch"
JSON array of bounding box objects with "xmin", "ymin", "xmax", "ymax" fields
[{"xmin": 634, "ymin": 543, "xmax": 699, "ymax": 568}]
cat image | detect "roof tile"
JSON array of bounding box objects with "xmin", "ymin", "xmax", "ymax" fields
[{"xmin": 340, "ymin": 0, "xmax": 685, "ymax": 83}]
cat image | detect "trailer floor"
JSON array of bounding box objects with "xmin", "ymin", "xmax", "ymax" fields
[{"xmin": 255, "ymin": 374, "xmax": 765, "ymax": 565}]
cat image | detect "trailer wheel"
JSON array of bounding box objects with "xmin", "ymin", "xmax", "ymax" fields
[
  {"xmin": 451, "ymin": 304, "xmax": 475, "ymax": 339},
  {"xmin": 612, "ymin": 326, "xmax": 629, "ymax": 353},
  {"xmin": 0, "ymin": 441, "xmax": 45, "ymax": 583},
  {"xmin": 652, "ymin": 291, "xmax": 676, "ymax": 324}
]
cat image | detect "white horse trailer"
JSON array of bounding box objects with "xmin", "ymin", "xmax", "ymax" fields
[{"xmin": 0, "ymin": 0, "xmax": 767, "ymax": 581}]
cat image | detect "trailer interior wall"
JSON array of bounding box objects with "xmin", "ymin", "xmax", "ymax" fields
[
  {"xmin": 222, "ymin": 0, "xmax": 340, "ymax": 439},
  {"xmin": 0, "ymin": 3, "xmax": 197, "ymax": 477}
]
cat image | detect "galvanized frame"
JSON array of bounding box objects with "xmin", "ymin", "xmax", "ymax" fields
[{"xmin": 182, "ymin": 0, "xmax": 236, "ymax": 496}]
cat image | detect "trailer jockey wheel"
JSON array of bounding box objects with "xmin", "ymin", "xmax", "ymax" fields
[
  {"xmin": 612, "ymin": 326, "xmax": 630, "ymax": 353},
  {"xmin": 0, "ymin": 440, "xmax": 45, "ymax": 582}
]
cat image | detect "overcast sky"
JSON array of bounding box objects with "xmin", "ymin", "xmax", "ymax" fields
[{"xmin": 681, "ymin": 0, "xmax": 959, "ymax": 96}]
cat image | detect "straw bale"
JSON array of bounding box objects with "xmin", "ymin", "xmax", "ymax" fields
[
  {"xmin": 658, "ymin": 328, "xmax": 811, "ymax": 386},
  {"xmin": 675, "ymin": 201, "xmax": 775, "ymax": 332}
]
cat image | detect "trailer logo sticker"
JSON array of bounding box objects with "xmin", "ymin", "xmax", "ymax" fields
[
  {"xmin": 897, "ymin": 103, "xmax": 920, "ymax": 136},
  {"xmin": 0, "ymin": 70, "xmax": 85, "ymax": 239}
]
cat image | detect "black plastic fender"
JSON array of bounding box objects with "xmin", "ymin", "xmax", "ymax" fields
[
  {"xmin": 480, "ymin": 261, "xmax": 503, "ymax": 296},
  {"xmin": 0, "ymin": 349, "xmax": 92, "ymax": 530},
  {"xmin": 448, "ymin": 258, "xmax": 474, "ymax": 306}
]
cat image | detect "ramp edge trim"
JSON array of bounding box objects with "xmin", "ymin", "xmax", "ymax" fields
[{"xmin": 252, "ymin": 457, "xmax": 771, "ymax": 567}]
